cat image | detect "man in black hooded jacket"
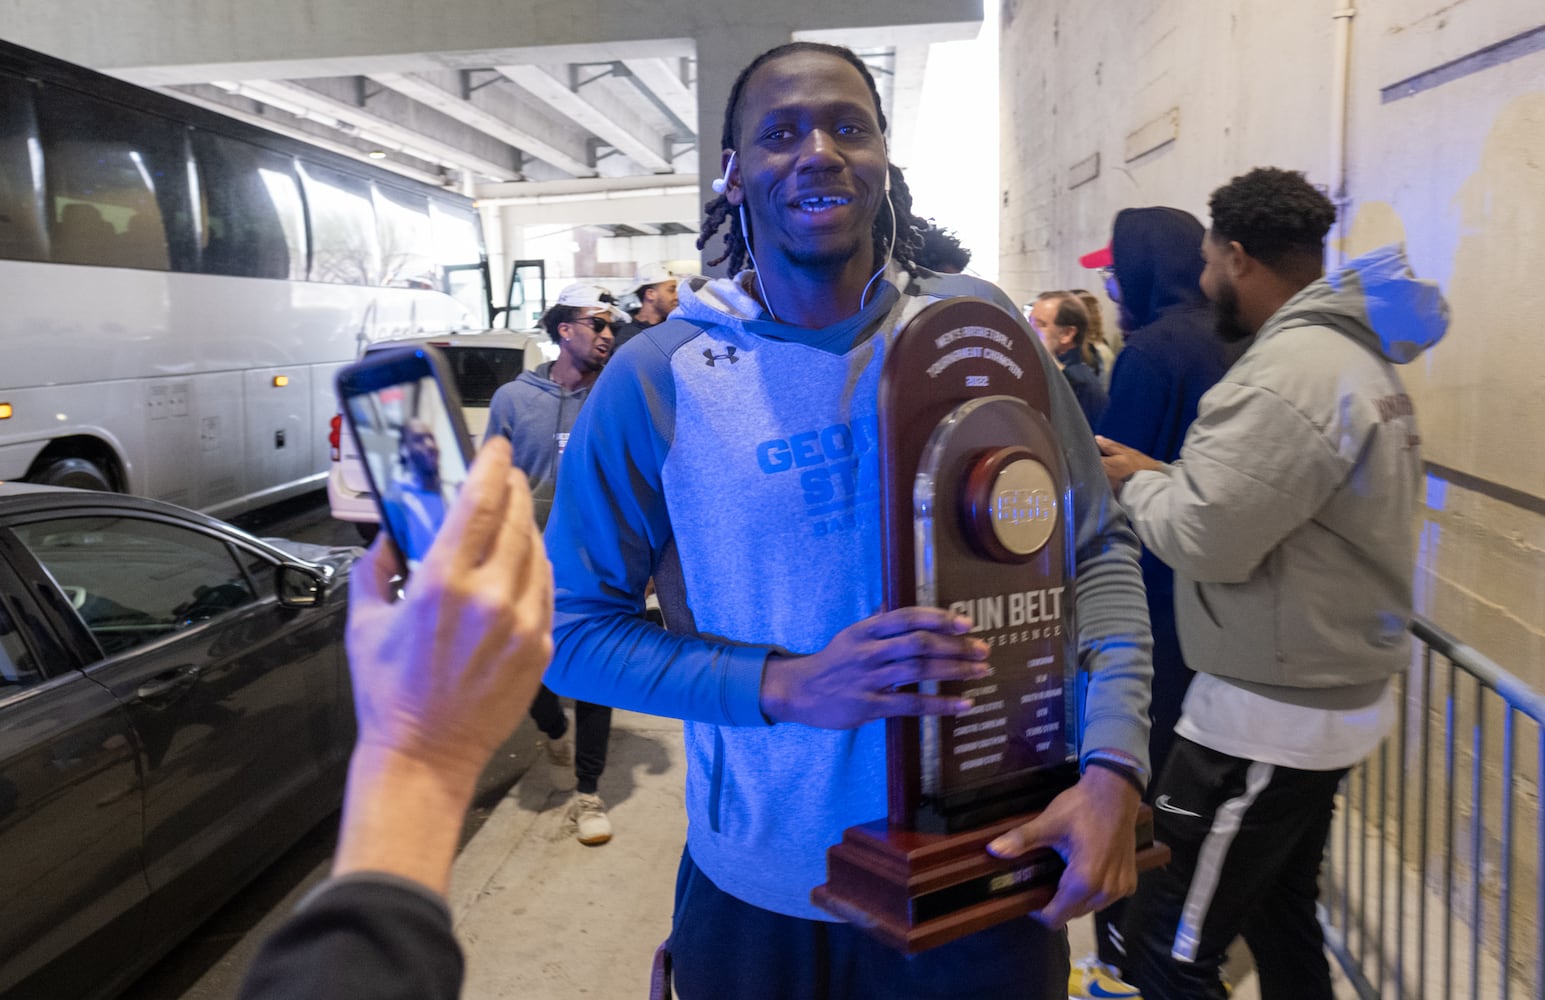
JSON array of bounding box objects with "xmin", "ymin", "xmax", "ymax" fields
[{"xmin": 1071, "ymin": 207, "xmax": 1236, "ymax": 993}]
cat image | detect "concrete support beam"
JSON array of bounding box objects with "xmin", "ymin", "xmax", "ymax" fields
[
  {"xmin": 692, "ymin": 22, "xmax": 804, "ymax": 272},
  {"xmin": 216, "ymin": 78, "xmax": 520, "ymax": 180},
  {"xmin": 482, "ymin": 187, "xmax": 699, "ymax": 228},
  {"xmin": 167, "ymin": 84, "xmax": 448, "ymax": 187},
  {"xmin": 103, "ymin": 43, "xmax": 692, "ymax": 88},
  {"xmin": 497, "ymin": 64, "xmax": 674, "ymax": 173},
  {"xmin": 623, "ymin": 57, "xmax": 698, "ymax": 136},
  {"xmin": 368, "ymin": 71, "xmax": 595, "ymax": 176},
  {"xmin": 478, "ymin": 175, "xmax": 702, "ymax": 199},
  {"xmin": 887, "ymin": 44, "xmax": 929, "ymax": 170}
]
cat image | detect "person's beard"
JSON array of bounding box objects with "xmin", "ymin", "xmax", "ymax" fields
[
  {"xmin": 787, "ymin": 234, "xmax": 868, "ymax": 272},
  {"xmin": 1212, "ymin": 278, "xmax": 1255, "ymax": 343}
]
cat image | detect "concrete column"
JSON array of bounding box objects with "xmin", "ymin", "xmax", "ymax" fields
[{"xmin": 691, "ymin": 23, "xmax": 797, "ymax": 276}]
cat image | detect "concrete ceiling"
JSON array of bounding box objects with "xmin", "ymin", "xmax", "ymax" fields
[
  {"xmin": 126, "ymin": 48, "xmax": 698, "ymax": 188},
  {"xmin": 110, "ymin": 41, "xmax": 924, "ymax": 202}
]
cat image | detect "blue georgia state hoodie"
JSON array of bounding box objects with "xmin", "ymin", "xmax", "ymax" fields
[{"xmin": 543, "ymin": 266, "xmax": 1154, "ymax": 920}]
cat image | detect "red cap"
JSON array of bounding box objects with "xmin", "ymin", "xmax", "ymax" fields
[{"xmin": 1079, "ymin": 245, "xmax": 1113, "ymax": 269}]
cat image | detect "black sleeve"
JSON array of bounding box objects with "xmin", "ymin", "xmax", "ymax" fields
[{"xmin": 237, "ymin": 879, "xmax": 463, "ymax": 1000}]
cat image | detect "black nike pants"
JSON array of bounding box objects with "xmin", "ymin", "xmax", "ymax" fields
[
  {"xmin": 1094, "ymin": 603, "xmax": 1193, "ymax": 970},
  {"xmin": 529, "ymin": 685, "xmax": 613, "ymax": 796},
  {"xmin": 1122, "ymin": 737, "xmax": 1347, "ymax": 1000}
]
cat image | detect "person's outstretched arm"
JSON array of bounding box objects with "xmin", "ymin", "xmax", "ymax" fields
[{"xmin": 238, "ymin": 438, "xmax": 553, "ymax": 1000}]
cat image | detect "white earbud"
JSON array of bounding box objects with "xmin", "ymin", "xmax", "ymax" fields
[{"xmin": 711, "ymin": 151, "xmax": 736, "ymax": 195}]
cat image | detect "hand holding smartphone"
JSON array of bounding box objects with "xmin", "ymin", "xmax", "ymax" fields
[{"xmin": 336, "ymin": 346, "xmax": 475, "ymax": 573}]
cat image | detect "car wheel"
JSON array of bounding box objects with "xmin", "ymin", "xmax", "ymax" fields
[
  {"xmin": 33, "ymin": 456, "xmax": 114, "ymax": 492},
  {"xmin": 355, "ymin": 522, "xmax": 380, "ymax": 544}
]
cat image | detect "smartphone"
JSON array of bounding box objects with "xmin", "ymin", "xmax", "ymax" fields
[{"xmin": 335, "ymin": 345, "xmax": 475, "ymax": 572}]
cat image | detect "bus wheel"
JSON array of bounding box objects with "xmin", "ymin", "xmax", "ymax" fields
[{"xmin": 34, "ymin": 456, "xmax": 114, "ymax": 492}]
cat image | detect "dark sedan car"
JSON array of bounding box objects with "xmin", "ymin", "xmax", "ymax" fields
[{"xmin": 0, "ymin": 484, "xmax": 359, "ymax": 999}]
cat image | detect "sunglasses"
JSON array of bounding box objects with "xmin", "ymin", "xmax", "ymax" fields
[{"xmin": 574, "ymin": 315, "xmax": 613, "ymax": 333}]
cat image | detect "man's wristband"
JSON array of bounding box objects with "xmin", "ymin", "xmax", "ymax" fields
[{"xmin": 1081, "ymin": 749, "xmax": 1147, "ymax": 794}]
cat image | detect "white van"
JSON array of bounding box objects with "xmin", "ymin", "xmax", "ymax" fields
[{"xmin": 327, "ymin": 330, "xmax": 554, "ymax": 533}]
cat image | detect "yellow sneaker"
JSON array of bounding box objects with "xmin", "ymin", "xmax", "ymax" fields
[{"xmin": 1068, "ymin": 955, "xmax": 1143, "ymax": 999}]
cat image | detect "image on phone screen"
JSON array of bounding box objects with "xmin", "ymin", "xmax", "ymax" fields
[{"xmin": 345, "ymin": 375, "xmax": 470, "ymax": 570}]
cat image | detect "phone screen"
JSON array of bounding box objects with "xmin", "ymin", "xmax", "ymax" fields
[{"xmin": 343, "ymin": 368, "xmax": 471, "ymax": 571}]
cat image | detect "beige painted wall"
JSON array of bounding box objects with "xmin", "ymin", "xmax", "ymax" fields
[
  {"xmin": 1000, "ymin": 0, "xmax": 1545, "ymax": 689},
  {"xmin": 1001, "ymin": 1, "xmax": 1544, "ymax": 980}
]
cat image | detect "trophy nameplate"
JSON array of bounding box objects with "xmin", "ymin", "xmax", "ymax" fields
[{"xmin": 811, "ymin": 298, "xmax": 1168, "ymax": 953}]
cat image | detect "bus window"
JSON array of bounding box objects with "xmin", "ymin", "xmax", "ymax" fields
[
  {"xmin": 374, "ymin": 184, "xmax": 434, "ymax": 289},
  {"xmin": 36, "ymin": 86, "xmax": 195, "ymax": 272},
  {"xmin": 191, "ymin": 130, "xmax": 306, "ymax": 280},
  {"xmin": 298, "ymin": 162, "xmax": 380, "ymax": 286},
  {"xmin": 0, "ymin": 75, "xmax": 46, "ymax": 262},
  {"xmin": 430, "ymin": 199, "xmax": 488, "ymax": 326}
]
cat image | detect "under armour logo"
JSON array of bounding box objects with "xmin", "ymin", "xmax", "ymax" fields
[{"xmin": 703, "ymin": 346, "xmax": 740, "ymax": 367}]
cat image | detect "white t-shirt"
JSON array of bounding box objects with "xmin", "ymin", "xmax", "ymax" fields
[{"xmin": 1176, "ymin": 673, "xmax": 1395, "ymax": 771}]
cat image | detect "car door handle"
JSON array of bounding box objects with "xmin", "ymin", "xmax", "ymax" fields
[{"xmin": 136, "ymin": 667, "xmax": 200, "ymax": 703}]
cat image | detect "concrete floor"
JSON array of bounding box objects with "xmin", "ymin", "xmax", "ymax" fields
[
  {"xmin": 124, "ymin": 493, "xmax": 1353, "ymax": 999},
  {"xmin": 127, "ymin": 698, "xmax": 1360, "ymax": 1000},
  {"xmin": 451, "ymin": 709, "xmax": 685, "ymax": 999},
  {"xmin": 442, "ymin": 709, "xmax": 1321, "ymax": 1000}
]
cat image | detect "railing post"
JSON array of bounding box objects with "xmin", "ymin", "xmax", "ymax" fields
[
  {"xmin": 1498, "ymin": 708, "xmax": 1514, "ymax": 1000},
  {"xmin": 1444, "ymin": 657, "xmax": 1457, "ymax": 1000},
  {"xmin": 1418, "ymin": 644, "xmax": 1434, "ymax": 1000},
  {"xmin": 1469, "ymin": 672, "xmax": 1484, "ymax": 1000},
  {"xmin": 1395, "ymin": 667, "xmax": 1408, "ymax": 1000},
  {"xmin": 1321, "ymin": 617, "xmax": 1543, "ymax": 999}
]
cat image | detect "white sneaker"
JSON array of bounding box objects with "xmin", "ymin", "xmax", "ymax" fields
[
  {"xmin": 545, "ymin": 731, "xmax": 577, "ymax": 792},
  {"xmin": 567, "ymin": 792, "xmax": 613, "ymax": 845}
]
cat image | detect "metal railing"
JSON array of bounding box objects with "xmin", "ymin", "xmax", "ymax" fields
[{"xmin": 1321, "ymin": 615, "xmax": 1545, "ymax": 999}]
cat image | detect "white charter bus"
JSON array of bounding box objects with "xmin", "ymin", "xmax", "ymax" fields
[{"xmin": 0, "ymin": 39, "xmax": 492, "ymax": 516}]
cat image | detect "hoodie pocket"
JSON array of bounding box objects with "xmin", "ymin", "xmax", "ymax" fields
[
  {"xmin": 1179, "ymin": 574, "xmax": 1279, "ymax": 683},
  {"xmin": 1193, "ymin": 581, "xmax": 1222, "ymax": 629},
  {"xmin": 1175, "ymin": 581, "xmax": 1225, "ymax": 674}
]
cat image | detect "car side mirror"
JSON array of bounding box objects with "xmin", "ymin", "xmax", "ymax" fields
[{"xmin": 277, "ymin": 563, "xmax": 326, "ymax": 608}]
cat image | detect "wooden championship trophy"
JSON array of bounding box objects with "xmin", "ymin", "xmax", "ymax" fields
[{"xmin": 810, "ymin": 297, "xmax": 1168, "ymax": 953}]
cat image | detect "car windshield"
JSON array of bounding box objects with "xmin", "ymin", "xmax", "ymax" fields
[{"xmin": 442, "ymin": 346, "xmax": 526, "ymax": 407}]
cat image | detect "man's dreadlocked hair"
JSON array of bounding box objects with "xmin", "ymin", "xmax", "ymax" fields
[{"xmin": 697, "ymin": 42, "xmax": 929, "ymax": 276}]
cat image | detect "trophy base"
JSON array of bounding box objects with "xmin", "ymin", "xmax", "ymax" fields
[{"xmin": 811, "ymin": 805, "xmax": 1169, "ymax": 954}]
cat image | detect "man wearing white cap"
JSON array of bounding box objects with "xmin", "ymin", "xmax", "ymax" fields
[
  {"xmin": 614, "ymin": 263, "xmax": 679, "ymax": 349},
  {"xmin": 484, "ymin": 281, "xmax": 627, "ymax": 845}
]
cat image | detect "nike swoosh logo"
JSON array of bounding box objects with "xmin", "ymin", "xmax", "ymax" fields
[
  {"xmin": 1155, "ymin": 794, "xmax": 1202, "ymax": 818},
  {"xmin": 1086, "ymin": 982, "xmax": 1141, "ymax": 998}
]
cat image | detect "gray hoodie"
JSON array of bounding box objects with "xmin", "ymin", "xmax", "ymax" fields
[
  {"xmin": 483, "ymin": 360, "xmax": 591, "ymax": 529},
  {"xmin": 1121, "ymin": 244, "xmax": 1450, "ymax": 707}
]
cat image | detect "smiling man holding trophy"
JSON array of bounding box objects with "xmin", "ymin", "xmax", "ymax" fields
[{"xmin": 543, "ymin": 40, "xmax": 1159, "ymax": 1000}]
